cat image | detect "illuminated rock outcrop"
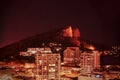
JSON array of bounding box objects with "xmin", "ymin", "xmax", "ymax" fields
[
  {"xmin": 62, "ymin": 26, "xmax": 80, "ymax": 46},
  {"xmin": 63, "ymin": 26, "xmax": 73, "ymax": 37}
]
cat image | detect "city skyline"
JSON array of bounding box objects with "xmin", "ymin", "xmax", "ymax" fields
[
  {"xmin": 0, "ymin": 0, "xmax": 120, "ymax": 48},
  {"xmin": 0, "ymin": 31, "xmax": 119, "ymax": 80}
]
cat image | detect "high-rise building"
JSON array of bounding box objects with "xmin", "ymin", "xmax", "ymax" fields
[
  {"xmin": 63, "ymin": 47, "xmax": 80, "ymax": 66},
  {"xmin": 80, "ymin": 51, "xmax": 100, "ymax": 73},
  {"xmin": 93, "ymin": 51, "xmax": 100, "ymax": 69},
  {"xmin": 20, "ymin": 47, "xmax": 61, "ymax": 80},
  {"xmin": 35, "ymin": 48, "xmax": 61, "ymax": 80}
]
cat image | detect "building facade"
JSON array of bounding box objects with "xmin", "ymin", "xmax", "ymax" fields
[
  {"xmin": 35, "ymin": 51, "xmax": 61, "ymax": 80},
  {"xmin": 63, "ymin": 47, "xmax": 81, "ymax": 66},
  {"xmin": 80, "ymin": 51, "xmax": 100, "ymax": 73},
  {"xmin": 20, "ymin": 47, "xmax": 61, "ymax": 80}
]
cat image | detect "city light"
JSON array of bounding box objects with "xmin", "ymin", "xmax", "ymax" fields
[{"xmin": 0, "ymin": 26, "xmax": 119, "ymax": 80}]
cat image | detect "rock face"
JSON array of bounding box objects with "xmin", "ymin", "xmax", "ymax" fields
[
  {"xmin": 61, "ymin": 26, "xmax": 80, "ymax": 46},
  {"xmin": 62, "ymin": 26, "xmax": 73, "ymax": 38}
]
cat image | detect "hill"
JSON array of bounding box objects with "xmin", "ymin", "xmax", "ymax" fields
[{"xmin": 0, "ymin": 26, "xmax": 110, "ymax": 61}]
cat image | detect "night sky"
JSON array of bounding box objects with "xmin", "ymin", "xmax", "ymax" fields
[{"xmin": 0, "ymin": 0, "xmax": 120, "ymax": 48}]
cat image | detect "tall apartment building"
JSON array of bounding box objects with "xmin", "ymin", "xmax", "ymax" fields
[
  {"xmin": 35, "ymin": 48, "xmax": 61, "ymax": 80},
  {"xmin": 80, "ymin": 51, "xmax": 100, "ymax": 73},
  {"xmin": 20, "ymin": 47, "xmax": 61, "ymax": 80},
  {"xmin": 93, "ymin": 51, "xmax": 100, "ymax": 69},
  {"xmin": 63, "ymin": 47, "xmax": 80, "ymax": 66}
]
